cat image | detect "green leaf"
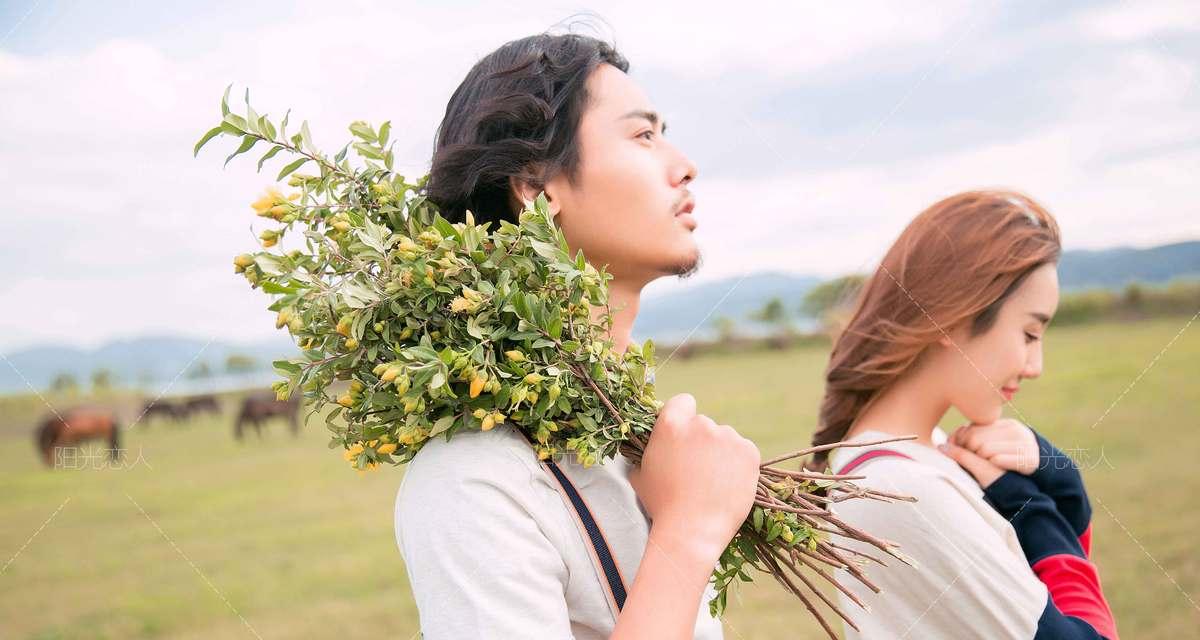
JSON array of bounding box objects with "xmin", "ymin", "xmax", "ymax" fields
[
  {"xmin": 378, "ymin": 121, "xmax": 391, "ymax": 146},
  {"xmin": 256, "ymin": 145, "xmax": 284, "ymax": 172},
  {"xmin": 273, "ymin": 359, "xmax": 301, "ymax": 375},
  {"xmin": 429, "ymin": 414, "xmax": 455, "ymax": 436},
  {"xmin": 224, "ymin": 135, "xmax": 259, "ymax": 168},
  {"xmin": 276, "ymin": 157, "xmax": 308, "ymax": 181},
  {"xmin": 221, "ymin": 83, "xmax": 232, "ymax": 116},
  {"xmin": 300, "ymin": 120, "xmax": 315, "ymax": 154},
  {"xmin": 193, "ymin": 126, "xmax": 224, "ymax": 157}
]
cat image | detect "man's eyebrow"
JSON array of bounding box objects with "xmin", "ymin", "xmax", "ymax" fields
[
  {"xmin": 620, "ymin": 109, "xmax": 667, "ymax": 132},
  {"xmin": 1030, "ymin": 312, "xmax": 1052, "ymax": 324}
]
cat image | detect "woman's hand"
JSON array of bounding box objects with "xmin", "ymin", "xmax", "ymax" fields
[
  {"xmin": 949, "ymin": 418, "xmax": 1039, "ymax": 475},
  {"xmin": 938, "ymin": 440, "xmax": 1006, "ymax": 488}
]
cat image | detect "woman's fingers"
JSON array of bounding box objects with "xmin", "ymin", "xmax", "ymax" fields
[{"xmin": 938, "ymin": 441, "xmax": 1005, "ymax": 488}]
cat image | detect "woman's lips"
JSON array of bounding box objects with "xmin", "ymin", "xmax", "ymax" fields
[{"xmin": 1000, "ymin": 386, "xmax": 1018, "ymax": 401}]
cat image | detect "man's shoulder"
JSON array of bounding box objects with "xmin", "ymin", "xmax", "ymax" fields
[{"xmin": 396, "ymin": 424, "xmax": 542, "ymax": 506}]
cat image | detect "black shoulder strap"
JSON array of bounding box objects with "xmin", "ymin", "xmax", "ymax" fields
[{"xmin": 541, "ymin": 457, "xmax": 628, "ymax": 611}]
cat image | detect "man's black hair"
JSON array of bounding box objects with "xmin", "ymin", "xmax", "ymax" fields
[{"xmin": 425, "ymin": 33, "xmax": 629, "ymax": 224}]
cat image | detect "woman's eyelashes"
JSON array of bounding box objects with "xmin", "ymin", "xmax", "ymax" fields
[
  {"xmin": 636, "ymin": 129, "xmax": 655, "ymax": 141},
  {"xmin": 1024, "ymin": 330, "xmax": 1040, "ymax": 343}
]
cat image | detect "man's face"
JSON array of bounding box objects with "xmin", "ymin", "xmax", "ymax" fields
[{"xmin": 541, "ymin": 64, "xmax": 700, "ymax": 285}]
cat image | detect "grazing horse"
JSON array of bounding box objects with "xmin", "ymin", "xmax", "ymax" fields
[
  {"xmin": 182, "ymin": 394, "xmax": 221, "ymax": 418},
  {"xmin": 234, "ymin": 389, "xmax": 300, "ymax": 439},
  {"xmin": 35, "ymin": 406, "xmax": 120, "ymax": 467},
  {"xmin": 140, "ymin": 399, "xmax": 188, "ymax": 425}
]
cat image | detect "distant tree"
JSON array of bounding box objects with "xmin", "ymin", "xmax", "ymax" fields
[
  {"xmin": 91, "ymin": 368, "xmax": 116, "ymax": 392},
  {"xmin": 225, "ymin": 353, "xmax": 258, "ymax": 373},
  {"xmin": 801, "ymin": 274, "xmax": 866, "ymax": 319},
  {"xmin": 713, "ymin": 315, "xmax": 738, "ymax": 344},
  {"xmin": 187, "ymin": 360, "xmax": 213, "ymax": 379},
  {"xmin": 49, "ymin": 372, "xmax": 78, "ymax": 394},
  {"xmin": 752, "ymin": 297, "xmax": 795, "ymax": 349}
]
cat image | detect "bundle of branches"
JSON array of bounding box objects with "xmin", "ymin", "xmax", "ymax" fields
[{"xmin": 196, "ymin": 86, "xmax": 917, "ymax": 637}]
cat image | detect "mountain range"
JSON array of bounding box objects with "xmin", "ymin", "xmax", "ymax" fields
[{"xmin": 2, "ymin": 240, "xmax": 1196, "ymax": 394}]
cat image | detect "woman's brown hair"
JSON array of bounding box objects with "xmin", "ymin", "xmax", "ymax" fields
[{"xmin": 806, "ymin": 190, "xmax": 1062, "ymax": 472}]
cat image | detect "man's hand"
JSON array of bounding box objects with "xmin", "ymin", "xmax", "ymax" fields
[
  {"xmin": 629, "ymin": 393, "xmax": 761, "ymax": 563},
  {"xmin": 949, "ymin": 418, "xmax": 1039, "ymax": 475}
]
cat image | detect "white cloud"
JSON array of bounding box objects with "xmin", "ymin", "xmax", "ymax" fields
[{"xmin": 1, "ymin": 1, "xmax": 1197, "ymax": 349}]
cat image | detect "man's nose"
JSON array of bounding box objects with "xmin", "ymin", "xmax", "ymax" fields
[{"xmin": 667, "ymin": 141, "xmax": 697, "ymax": 187}]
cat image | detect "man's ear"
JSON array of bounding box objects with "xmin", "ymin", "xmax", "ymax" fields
[{"xmin": 507, "ymin": 175, "xmax": 561, "ymax": 218}]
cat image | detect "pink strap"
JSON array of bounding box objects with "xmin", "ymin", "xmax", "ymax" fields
[{"xmin": 836, "ymin": 448, "xmax": 914, "ymax": 475}]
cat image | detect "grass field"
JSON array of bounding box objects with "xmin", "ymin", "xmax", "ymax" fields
[{"xmin": 1, "ymin": 316, "xmax": 1197, "ymax": 639}]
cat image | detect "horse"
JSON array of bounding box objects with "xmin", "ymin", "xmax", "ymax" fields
[
  {"xmin": 182, "ymin": 394, "xmax": 221, "ymax": 418},
  {"xmin": 234, "ymin": 389, "xmax": 300, "ymax": 439},
  {"xmin": 35, "ymin": 405, "xmax": 121, "ymax": 467},
  {"xmin": 140, "ymin": 399, "xmax": 188, "ymax": 425}
]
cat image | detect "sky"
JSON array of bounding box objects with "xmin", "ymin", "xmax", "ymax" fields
[{"xmin": 1, "ymin": 0, "xmax": 1197, "ymax": 351}]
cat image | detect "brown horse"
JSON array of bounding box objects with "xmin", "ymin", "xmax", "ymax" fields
[
  {"xmin": 35, "ymin": 405, "xmax": 121, "ymax": 467},
  {"xmin": 234, "ymin": 389, "xmax": 300, "ymax": 439}
]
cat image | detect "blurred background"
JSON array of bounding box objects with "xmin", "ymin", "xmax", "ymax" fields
[{"xmin": 1, "ymin": 1, "xmax": 1197, "ymax": 638}]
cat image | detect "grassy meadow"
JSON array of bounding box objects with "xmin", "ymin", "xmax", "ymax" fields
[{"xmin": 1, "ymin": 316, "xmax": 1197, "ymax": 638}]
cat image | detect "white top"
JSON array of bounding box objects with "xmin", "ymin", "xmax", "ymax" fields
[
  {"xmin": 394, "ymin": 423, "xmax": 725, "ymax": 640},
  {"xmin": 827, "ymin": 428, "xmax": 1048, "ymax": 639}
]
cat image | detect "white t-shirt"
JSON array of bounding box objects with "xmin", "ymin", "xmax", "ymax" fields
[
  {"xmin": 827, "ymin": 428, "xmax": 1048, "ymax": 639},
  {"xmin": 394, "ymin": 423, "xmax": 725, "ymax": 640}
]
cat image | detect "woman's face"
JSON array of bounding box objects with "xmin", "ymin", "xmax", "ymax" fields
[{"xmin": 938, "ymin": 262, "xmax": 1060, "ymax": 424}]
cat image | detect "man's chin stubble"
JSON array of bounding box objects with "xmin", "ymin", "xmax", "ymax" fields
[{"xmin": 670, "ymin": 250, "xmax": 703, "ymax": 279}]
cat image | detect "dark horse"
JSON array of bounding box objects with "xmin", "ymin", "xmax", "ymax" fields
[
  {"xmin": 234, "ymin": 389, "xmax": 300, "ymax": 439},
  {"xmin": 182, "ymin": 394, "xmax": 221, "ymax": 418},
  {"xmin": 35, "ymin": 405, "xmax": 120, "ymax": 467},
  {"xmin": 140, "ymin": 398, "xmax": 188, "ymax": 425}
]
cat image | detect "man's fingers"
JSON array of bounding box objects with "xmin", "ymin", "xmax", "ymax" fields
[{"xmin": 660, "ymin": 393, "xmax": 697, "ymax": 424}]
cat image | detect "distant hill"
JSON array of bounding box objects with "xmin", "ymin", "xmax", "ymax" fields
[
  {"xmin": 632, "ymin": 272, "xmax": 822, "ymax": 343},
  {"xmin": 0, "ymin": 334, "xmax": 297, "ymax": 395},
  {"xmin": 1058, "ymin": 240, "xmax": 1200, "ymax": 291},
  {"xmin": 2, "ymin": 240, "xmax": 1195, "ymax": 394}
]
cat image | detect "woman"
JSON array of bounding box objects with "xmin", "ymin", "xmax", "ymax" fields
[{"xmin": 807, "ymin": 191, "xmax": 1119, "ymax": 639}]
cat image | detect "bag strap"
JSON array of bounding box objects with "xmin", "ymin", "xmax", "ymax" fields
[
  {"xmin": 836, "ymin": 448, "xmax": 914, "ymax": 475},
  {"xmin": 540, "ymin": 457, "xmax": 628, "ymax": 613}
]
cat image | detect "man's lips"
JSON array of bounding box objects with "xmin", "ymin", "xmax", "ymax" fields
[{"xmin": 676, "ymin": 196, "xmax": 695, "ymax": 216}]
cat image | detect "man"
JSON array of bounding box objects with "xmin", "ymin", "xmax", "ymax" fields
[{"xmin": 395, "ymin": 32, "xmax": 761, "ymax": 639}]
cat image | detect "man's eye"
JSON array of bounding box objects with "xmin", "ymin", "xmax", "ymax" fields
[{"xmin": 637, "ymin": 130, "xmax": 654, "ymax": 140}]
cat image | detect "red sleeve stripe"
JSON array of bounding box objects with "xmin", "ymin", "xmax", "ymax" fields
[
  {"xmin": 1032, "ymin": 553, "xmax": 1119, "ymax": 640},
  {"xmin": 1078, "ymin": 522, "xmax": 1093, "ymax": 558}
]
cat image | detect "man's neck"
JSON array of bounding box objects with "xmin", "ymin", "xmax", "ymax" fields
[{"xmin": 600, "ymin": 277, "xmax": 643, "ymax": 355}]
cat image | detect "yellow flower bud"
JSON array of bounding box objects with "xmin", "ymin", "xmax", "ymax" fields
[
  {"xmin": 480, "ymin": 415, "xmax": 495, "ymax": 431},
  {"xmin": 504, "ymin": 350, "xmax": 525, "ymax": 362},
  {"xmin": 377, "ymin": 443, "xmax": 398, "ymax": 455},
  {"xmin": 337, "ymin": 393, "xmax": 354, "ymax": 408},
  {"xmin": 344, "ymin": 338, "xmax": 359, "ymax": 350},
  {"xmin": 469, "ymin": 376, "xmax": 485, "ymax": 398},
  {"xmin": 523, "ymin": 373, "xmax": 542, "ymax": 384},
  {"xmin": 472, "ymin": 408, "xmax": 487, "ymax": 419}
]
